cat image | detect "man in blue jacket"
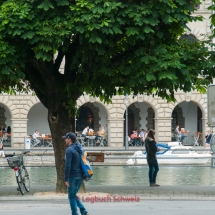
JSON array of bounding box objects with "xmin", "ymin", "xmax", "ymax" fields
[{"xmin": 63, "ymin": 132, "xmax": 89, "ymax": 215}]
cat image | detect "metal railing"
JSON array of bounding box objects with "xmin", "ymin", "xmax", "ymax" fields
[{"xmin": 0, "ymin": 148, "xmax": 214, "ymax": 167}]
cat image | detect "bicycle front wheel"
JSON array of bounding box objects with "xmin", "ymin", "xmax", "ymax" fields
[
  {"xmin": 23, "ymin": 166, "xmax": 30, "ymax": 192},
  {"xmin": 16, "ymin": 168, "xmax": 25, "ymax": 195}
]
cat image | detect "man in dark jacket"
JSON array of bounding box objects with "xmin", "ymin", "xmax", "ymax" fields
[{"xmin": 63, "ymin": 132, "xmax": 89, "ymax": 215}]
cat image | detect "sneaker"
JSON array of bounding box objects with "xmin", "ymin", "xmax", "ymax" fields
[{"xmin": 150, "ymin": 183, "xmax": 160, "ymax": 187}]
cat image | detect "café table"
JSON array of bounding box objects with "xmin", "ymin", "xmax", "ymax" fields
[
  {"xmin": 86, "ymin": 135, "xmax": 96, "ymax": 147},
  {"xmin": 181, "ymin": 132, "xmax": 191, "ymax": 145}
]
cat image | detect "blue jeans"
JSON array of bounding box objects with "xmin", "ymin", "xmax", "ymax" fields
[
  {"xmin": 148, "ymin": 160, "xmax": 159, "ymax": 185},
  {"xmin": 68, "ymin": 177, "xmax": 88, "ymax": 215},
  {"xmin": 131, "ymin": 138, "xmax": 139, "ymax": 146},
  {"xmin": 81, "ymin": 134, "xmax": 88, "ymax": 142},
  {"xmin": 180, "ymin": 135, "xmax": 185, "ymax": 143},
  {"xmin": 95, "ymin": 135, "xmax": 101, "ymax": 140}
]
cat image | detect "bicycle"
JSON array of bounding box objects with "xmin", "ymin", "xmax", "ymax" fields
[{"xmin": 6, "ymin": 151, "xmax": 30, "ymax": 195}]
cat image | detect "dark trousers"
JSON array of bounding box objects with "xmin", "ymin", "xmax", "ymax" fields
[
  {"xmin": 148, "ymin": 160, "xmax": 159, "ymax": 185},
  {"xmin": 95, "ymin": 135, "xmax": 101, "ymax": 141},
  {"xmin": 180, "ymin": 135, "xmax": 185, "ymax": 142},
  {"xmin": 81, "ymin": 134, "xmax": 88, "ymax": 142}
]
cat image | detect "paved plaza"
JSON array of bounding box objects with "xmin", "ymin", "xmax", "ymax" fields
[
  {"xmin": 1, "ymin": 185, "xmax": 215, "ymax": 215},
  {"xmin": 1, "ymin": 185, "xmax": 215, "ymax": 200},
  {"xmin": 1, "ymin": 200, "xmax": 215, "ymax": 215}
]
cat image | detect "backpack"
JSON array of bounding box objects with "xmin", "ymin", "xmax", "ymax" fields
[
  {"xmin": 80, "ymin": 155, "xmax": 93, "ymax": 181},
  {"xmin": 73, "ymin": 144, "xmax": 93, "ymax": 181}
]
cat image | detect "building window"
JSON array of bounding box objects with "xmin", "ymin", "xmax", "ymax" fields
[
  {"xmin": 76, "ymin": 106, "xmax": 94, "ymax": 131},
  {"xmin": 146, "ymin": 107, "xmax": 155, "ymax": 130},
  {"xmin": 172, "ymin": 110, "xmax": 178, "ymax": 132}
]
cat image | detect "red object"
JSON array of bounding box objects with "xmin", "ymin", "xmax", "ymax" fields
[
  {"xmin": 130, "ymin": 133, "xmax": 138, "ymax": 138},
  {"xmin": 7, "ymin": 133, "xmax": 11, "ymax": 137},
  {"xmin": 13, "ymin": 167, "xmax": 19, "ymax": 171}
]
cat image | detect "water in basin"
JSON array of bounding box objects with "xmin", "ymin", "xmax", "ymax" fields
[{"xmin": 0, "ymin": 166, "xmax": 215, "ymax": 186}]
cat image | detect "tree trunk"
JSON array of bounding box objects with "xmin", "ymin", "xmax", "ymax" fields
[
  {"xmin": 25, "ymin": 58, "xmax": 85, "ymax": 193},
  {"xmin": 48, "ymin": 104, "xmax": 75, "ymax": 193},
  {"xmin": 48, "ymin": 106, "xmax": 87, "ymax": 193}
]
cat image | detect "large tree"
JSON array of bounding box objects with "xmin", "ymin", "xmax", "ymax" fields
[{"xmin": 0, "ymin": 0, "xmax": 214, "ymax": 192}]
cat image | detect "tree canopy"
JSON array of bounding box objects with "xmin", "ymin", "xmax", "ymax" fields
[
  {"xmin": 0, "ymin": 0, "xmax": 215, "ymax": 192},
  {"xmin": 0, "ymin": 0, "xmax": 214, "ymax": 104}
]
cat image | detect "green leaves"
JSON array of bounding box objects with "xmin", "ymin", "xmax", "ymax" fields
[
  {"xmin": 126, "ymin": 27, "xmax": 139, "ymax": 36},
  {"xmin": 143, "ymin": 26, "xmax": 154, "ymax": 33},
  {"xmin": 21, "ymin": 31, "xmax": 35, "ymax": 39},
  {"xmin": 89, "ymin": 35, "xmax": 102, "ymax": 43},
  {"xmin": 158, "ymin": 72, "xmax": 177, "ymax": 81},
  {"xmin": 0, "ymin": 0, "xmax": 212, "ymax": 102},
  {"xmin": 146, "ymin": 74, "xmax": 156, "ymax": 81},
  {"xmin": 1, "ymin": 66, "xmax": 11, "ymax": 75},
  {"xmin": 38, "ymin": 0, "xmax": 54, "ymax": 11},
  {"xmin": 56, "ymin": 0, "xmax": 69, "ymax": 6},
  {"xmin": 76, "ymin": 25, "xmax": 86, "ymax": 33},
  {"xmin": 112, "ymin": 26, "xmax": 122, "ymax": 34}
]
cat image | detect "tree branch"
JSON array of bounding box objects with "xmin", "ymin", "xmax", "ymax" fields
[
  {"xmin": 25, "ymin": 63, "xmax": 49, "ymax": 108},
  {"xmin": 64, "ymin": 40, "xmax": 79, "ymax": 81},
  {"xmin": 110, "ymin": 51, "xmax": 130, "ymax": 68},
  {"xmin": 53, "ymin": 46, "xmax": 65, "ymax": 74}
]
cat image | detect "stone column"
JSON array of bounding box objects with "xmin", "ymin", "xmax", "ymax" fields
[
  {"xmin": 10, "ymin": 119, "xmax": 28, "ymax": 148},
  {"xmin": 154, "ymin": 117, "xmax": 172, "ymax": 142},
  {"xmin": 107, "ymin": 118, "xmax": 124, "ymax": 147}
]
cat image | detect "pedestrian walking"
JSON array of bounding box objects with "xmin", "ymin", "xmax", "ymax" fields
[
  {"xmin": 62, "ymin": 132, "xmax": 89, "ymax": 215},
  {"xmin": 145, "ymin": 129, "xmax": 160, "ymax": 187}
]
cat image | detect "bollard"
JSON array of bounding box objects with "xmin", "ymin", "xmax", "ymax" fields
[{"xmin": 24, "ymin": 136, "xmax": 31, "ymax": 150}]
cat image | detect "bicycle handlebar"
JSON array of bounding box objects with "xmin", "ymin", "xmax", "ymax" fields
[{"xmin": 10, "ymin": 151, "xmax": 30, "ymax": 157}]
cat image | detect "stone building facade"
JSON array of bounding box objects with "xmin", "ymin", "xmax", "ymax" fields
[
  {"xmin": 0, "ymin": 1, "xmax": 213, "ymax": 148},
  {"xmin": 0, "ymin": 90, "xmax": 210, "ymax": 148}
]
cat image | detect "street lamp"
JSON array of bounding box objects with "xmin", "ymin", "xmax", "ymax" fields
[{"xmin": 124, "ymin": 94, "xmax": 130, "ymax": 150}]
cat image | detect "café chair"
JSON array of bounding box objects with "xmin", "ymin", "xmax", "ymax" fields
[
  {"xmin": 140, "ymin": 138, "xmax": 145, "ymax": 146},
  {"xmin": 98, "ymin": 136, "xmax": 104, "ymax": 147},
  {"xmin": 77, "ymin": 135, "xmax": 86, "ymax": 147},
  {"xmin": 193, "ymin": 132, "xmax": 200, "ymax": 146},
  {"xmin": 31, "ymin": 138, "xmax": 42, "ymax": 147},
  {"xmin": 128, "ymin": 136, "xmax": 134, "ymax": 146}
]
